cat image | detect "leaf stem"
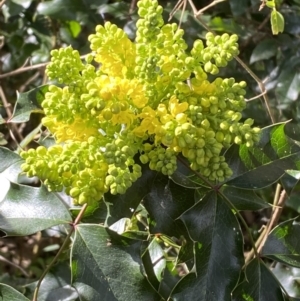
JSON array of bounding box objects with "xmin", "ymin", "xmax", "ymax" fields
[{"xmin": 32, "ymin": 203, "xmax": 87, "ymax": 301}]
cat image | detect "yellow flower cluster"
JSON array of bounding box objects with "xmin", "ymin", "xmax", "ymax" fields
[{"xmin": 20, "ymin": 0, "xmax": 260, "ymax": 205}]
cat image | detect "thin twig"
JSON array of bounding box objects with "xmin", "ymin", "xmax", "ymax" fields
[
  {"xmin": 245, "ymin": 185, "xmax": 286, "ymax": 264},
  {"xmin": 195, "ymin": 0, "xmax": 227, "ymax": 17},
  {"xmin": 0, "ymin": 54, "xmax": 88, "ymax": 79},
  {"xmin": 0, "ymin": 85, "xmax": 24, "ymax": 141},
  {"xmin": 0, "ymin": 0, "xmax": 6, "ymax": 9},
  {"xmin": 0, "ymin": 254, "xmax": 29, "ymax": 277},
  {"xmin": 32, "ymin": 203, "xmax": 88, "ymax": 301},
  {"xmin": 245, "ymin": 90, "xmax": 267, "ymax": 102},
  {"xmin": 19, "ymin": 71, "xmax": 41, "ymax": 93}
]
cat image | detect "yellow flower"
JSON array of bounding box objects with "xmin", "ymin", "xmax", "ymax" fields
[
  {"xmin": 169, "ymin": 95, "xmax": 188, "ymax": 116},
  {"xmin": 42, "ymin": 116, "xmax": 99, "ymax": 143}
]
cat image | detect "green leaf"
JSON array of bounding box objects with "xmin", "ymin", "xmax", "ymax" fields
[
  {"xmin": 272, "ymin": 263, "xmax": 300, "ymax": 298},
  {"xmin": 171, "ymin": 192, "xmax": 243, "ymax": 301},
  {"xmin": 71, "ymin": 224, "xmax": 158, "ymax": 301},
  {"xmin": 226, "ymin": 123, "xmax": 300, "ymax": 189},
  {"xmin": 221, "ymin": 186, "xmax": 271, "ymax": 210},
  {"xmin": 0, "ymin": 184, "xmax": 72, "ymax": 236},
  {"xmin": 11, "ymin": 0, "xmax": 32, "ymax": 9},
  {"xmin": 232, "ymin": 259, "xmax": 285, "ymax": 301},
  {"xmin": 266, "ymin": 1, "xmax": 276, "ymax": 8},
  {"xmin": 0, "ymin": 147, "xmax": 23, "ymax": 173},
  {"xmin": 145, "ymin": 238, "xmax": 166, "ymax": 282},
  {"xmin": 0, "ymin": 147, "xmax": 23, "ymax": 201},
  {"xmin": 24, "ymin": 263, "xmax": 78, "ymax": 301},
  {"xmin": 143, "ymin": 174, "xmax": 196, "ymax": 236},
  {"xmin": 37, "ymin": 0, "xmax": 85, "ymax": 21},
  {"xmin": 262, "ymin": 219, "xmax": 300, "ymax": 267},
  {"xmin": 105, "ymin": 164, "xmax": 157, "ymax": 225},
  {"xmin": 276, "ymin": 67, "xmax": 300, "ymax": 103},
  {"xmin": 9, "ymin": 85, "xmax": 47, "ymax": 123},
  {"xmin": 0, "ymin": 283, "xmax": 30, "ymax": 301},
  {"xmin": 271, "ymin": 10, "xmax": 285, "ymax": 35},
  {"xmin": 229, "ymin": 0, "xmax": 249, "ymax": 16},
  {"xmin": 66, "ymin": 20, "xmax": 81, "ymax": 38},
  {"xmin": 250, "ymin": 39, "xmax": 278, "ymax": 64}
]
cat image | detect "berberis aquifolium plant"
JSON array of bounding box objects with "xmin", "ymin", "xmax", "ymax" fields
[
  {"xmin": 20, "ymin": 0, "xmax": 260, "ymax": 206},
  {"xmin": 2, "ymin": 0, "xmax": 300, "ymax": 300}
]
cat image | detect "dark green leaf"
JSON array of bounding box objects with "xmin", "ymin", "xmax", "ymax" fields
[
  {"xmin": 71, "ymin": 224, "xmax": 158, "ymax": 301},
  {"xmin": 0, "ymin": 147, "xmax": 23, "ymax": 173},
  {"xmin": 250, "ymin": 39, "xmax": 278, "ymax": 64},
  {"xmin": 229, "ymin": 0, "xmax": 249, "ymax": 16},
  {"xmin": 226, "ymin": 123, "xmax": 300, "ymax": 189},
  {"xmin": 171, "ymin": 192, "xmax": 243, "ymax": 301},
  {"xmin": 280, "ymin": 171, "xmax": 300, "ymax": 195},
  {"xmin": 0, "ymin": 148, "xmax": 23, "ymax": 201},
  {"xmin": 105, "ymin": 164, "xmax": 157, "ymax": 225},
  {"xmin": 37, "ymin": 0, "xmax": 85, "ymax": 21},
  {"xmin": 11, "ymin": 0, "xmax": 32, "ymax": 8},
  {"xmin": 232, "ymin": 259, "xmax": 285, "ymax": 301},
  {"xmin": 262, "ymin": 219, "xmax": 300, "ymax": 267},
  {"xmin": 9, "ymin": 85, "xmax": 47, "ymax": 123},
  {"xmin": 0, "ymin": 184, "xmax": 72, "ymax": 236},
  {"xmin": 24, "ymin": 263, "xmax": 78, "ymax": 301},
  {"xmin": 0, "ymin": 284, "xmax": 30, "ymax": 301},
  {"xmin": 221, "ymin": 186, "xmax": 270, "ymax": 210},
  {"xmin": 143, "ymin": 174, "xmax": 196, "ymax": 236}
]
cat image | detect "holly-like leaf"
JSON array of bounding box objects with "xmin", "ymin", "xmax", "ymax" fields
[
  {"xmin": 221, "ymin": 186, "xmax": 270, "ymax": 210},
  {"xmin": 71, "ymin": 224, "xmax": 158, "ymax": 301},
  {"xmin": 105, "ymin": 164, "xmax": 157, "ymax": 225},
  {"xmin": 232, "ymin": 259, "xmax": 285, "ymax": 301},
  {"xmin": 0, "ymin": 184, "xmax": 72, "ymax": 236},
  {"xmin": 226, "ymin": 123, "xmax": 300, "ymax": 189},
  {"xmin": 0, "ymin": 284, "xmax": 30, "ymax": 301},
  {"xmin": 143, "ymin": 174, "xmax": 196, "ymax": 236},
  {"xmin": 9, "ymin": 85, "xmax": 47, "ymax": 123},
  {"xmin": 262, "ymin": 218, "xmax": 300, "ymax": 267},
  {"xmin": 171, "ymin": 191, "xmax": 243, "ymax": 301}
]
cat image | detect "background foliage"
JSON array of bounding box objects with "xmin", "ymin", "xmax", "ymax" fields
[{"xmin": 1, "ymin": 0, "xmax": 300, "ymax": 300}]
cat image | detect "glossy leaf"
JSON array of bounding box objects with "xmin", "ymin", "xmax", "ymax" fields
[
  {"xmin": 250, "ymin": 39, "xmax": 278, "ymax": 64},
  {"xmin": 221, "ymin": 186, "xmax": 270, "ymax": 210},
  {"xmin": 272, "ymin": 263, "xmax": 300, "ymax": 298},
  {"xmin": 0, "ymin": 184, "xmax": 72, "ymax": 236},
  {"xmin": 9, "ymin": 85, "xmax": 47, "ymax": 123},
  {"xmin": 37, "ymin": 0, "xmax": 85, "ymax": 21},
  {"xmin": 105, "ymin": 164, "xmax": 157, "ymax": 225},
  {"xmin": 232, "ymin": 259, "xmax": 285, "ymax": 301},
  {"xmin": 24, "ymin": 263, "xmax": 78, "ymax": 301},
  {"xmin": 71, "ymin": 224, "xmax": 158, "ymax": 301},
  {"xmin": 226, "ymin": 123, "xmax": 300, "ymax": 189},
  {"xmin": 0, "ymin": 284, "xmax": 30, "ymax": 301},
  {"xmin": 143, "ymin": 174, "xmax": 196, "ymax": 236},
  {"xmin": 262, "ymin": 219, "xmax": 300, "ymax": 267},
  {"xmin": 0, "ymin": 147, "xmax": 23, "ymax": 173},
  {"xmin": 171, "ymin": 192, "xmax": 243, "ymax": 301}
]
